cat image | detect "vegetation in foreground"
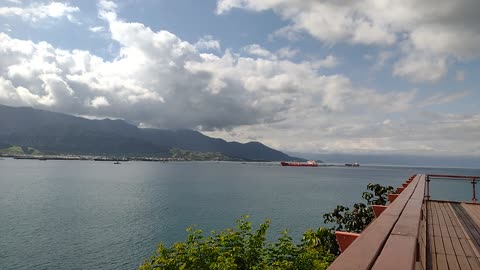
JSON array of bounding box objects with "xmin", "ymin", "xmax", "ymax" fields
[{"xmin": 140, "ymin": 183, "xmax": 393, "ymax": 270}]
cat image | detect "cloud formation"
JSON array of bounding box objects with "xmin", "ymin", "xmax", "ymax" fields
[
  {"xmin": 0, "ymin": 0, "xmax": 478, "ymax": 155},
  {"xmin": 0, "ymin": 1, "xmax": 413, "ymax": 131},
  {"xmin": 217, "ymin": 0, "xmax": 480, "ymax": 82},
  {"xmin": 0, "ymin": 2, "xmax": 79, "ymax": 22}
]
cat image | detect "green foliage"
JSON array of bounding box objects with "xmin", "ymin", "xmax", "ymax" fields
[
  {"xmin": 301, "ymin": 227, "xmax": 339, "ymax": 256},
  {"xmin": 322, "ymin": 203, "xmax": 374, "ymax": 233},
  {"xmin": 140, "ymin": 216, "xmax": 335, "ymax": 270},
  {"xmin": 362, "ymin": 183, "xmax": 394, "ymax": 206},
  {"xmin": 323, "ymin": 183, "xmax": 394, "ymax": 233},
  {"xmin": 169, "ymin": 148, "xmax": 231, "ymax": 161},
  {"xmin": 0, "ymin": 145, "xmax": 42, "ymax": 155},
  {"xmin": 0, "ymin": 145, "xmax": 24, "ymax": 155}
]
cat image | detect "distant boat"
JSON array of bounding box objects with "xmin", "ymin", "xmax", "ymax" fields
[
  {"xmin": 114, "ymin": 161, "xmax": 121, "ymax": 164},
  {"xmin": 280, "ymin": 160, "xmax": 318, "ymax": 167},
  {"xmin": 345, "ymin": 163, "xmax": 360, "ymax": 167}
]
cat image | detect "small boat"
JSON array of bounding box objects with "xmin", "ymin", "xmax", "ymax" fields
[
  {"xmin": 345, "ymin": 163, "xmax": 360, "ymax": 167},
  {"xmin": 280, "ymin": 160, "xmax": 318, "ymax": 167},
  {"xmin": 114, "ymin": 161, "xmax": 121, "ymax": 164}
]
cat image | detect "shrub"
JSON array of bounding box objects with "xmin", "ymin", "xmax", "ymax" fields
[
  {"xmin": 322, "ymin": 183, "xmax": 394, "ymax": 233},
  {"xmin": 139, "ymin": 216, "xmax": 335, "ymax": 270}
]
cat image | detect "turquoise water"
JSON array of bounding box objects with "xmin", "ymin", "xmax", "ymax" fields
[{"xmin": 0, "ymin": 159, "xmax": 478, "ymax": 269}]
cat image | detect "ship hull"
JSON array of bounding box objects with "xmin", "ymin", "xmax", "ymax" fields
[
  {"xmin": 281, "ymin": 162, "xmax": 318, "ymax": 167},
  {"xmin": 345, "ymin": 163, "xmax": 360, "ymax": 167}
]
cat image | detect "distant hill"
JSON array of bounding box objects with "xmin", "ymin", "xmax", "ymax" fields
[
  {"xmin": 0, "ymin": 145, "xmax": 42, "ymax": 155},
  {"xmin": 0, "ymin": 104, "xmax": 301, "ymax": 161}
]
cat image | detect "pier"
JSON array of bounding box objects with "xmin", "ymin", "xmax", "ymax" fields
[{"xmin": 328, "ymin": 174, "xmax": 480, "ymax": 270}]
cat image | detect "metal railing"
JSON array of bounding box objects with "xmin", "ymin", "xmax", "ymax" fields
[{"xmin": 426, "ymin": 174, "xmax": 480, "ymax": 203}]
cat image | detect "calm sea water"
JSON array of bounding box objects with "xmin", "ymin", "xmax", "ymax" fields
[{"xmin": 1, "ymin": 159, "xmax": 479, "ymax": 269}]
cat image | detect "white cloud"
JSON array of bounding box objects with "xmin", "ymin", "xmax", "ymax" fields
[
  {"xmin": 89, "ymin": 96, "xmax": 110, "ymax": 108},
  {"xmin": 206, "ymin": 110, "xmax": 480, "ymax": 156},
  {"xmin": 393, "ymin": 52, "xmax": 448, "ymax": 83},
  {"xmin": 195, "ymin": 36, "xmax": 221, "ymax": 51},
  {"xmin": 217, "ymin": 0, "xmax": 397, "ymax": 45},
  {"xmin": 311, "ymin": 55, "xmax": 339, "ymax": 69},
  {"xmin": 0, "ymin": 4, "xmax": 415, "ymax": 134},
  {"xmin": 0, "ymin": 77, "xmax": 22, "ymax": 103},
  {"xmin": 419, "ymin": 91, "xmax": 470, "ymax": 107},
  {"xmin": 0, "ymin": 2, "xmax": 79, "ymax": 22},
  {"xmin": 1, "ymin": 2, "xmax": 479, "ymax": 155},
  {"xmin": 371, "ymin": 51, "xmax": 393, "ymax": 70},
  {"xmin": 89, "ymin": 26, "xmax": 105, "ymax": 33},
  {"xmin": 410, "ymin": 26, "xmax": 480, "ymax": 60},
  {"xmin": 217, "ymin": 0, "xmax": 480, "ymax": 82},
  {"xmin": 270, "ymin": 25, "xmax": 303, "ymax": 41},
  {"xmin": 276, "ymin": 47, "xmax": 298, "ymax": 59},
  {"xmin": 243, "ymin": 45, "xmax": 303, "ymax": 61},
  {"xmin": 99, "ymin": 0, "xmax": 117, "ymax": 11},
  {"xmin": 243, "ymin": 44, "xmax": 274, "ymax": 59}
]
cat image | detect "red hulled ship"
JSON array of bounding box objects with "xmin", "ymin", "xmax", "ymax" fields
[{"xmin": 280, "ymin": 160, "xmax": 318, "ymax": 167}]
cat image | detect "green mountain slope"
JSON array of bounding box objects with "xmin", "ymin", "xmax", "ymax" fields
[{"xmin": 0, "ymin": 104, "xmax": 302, "ymax": 161}]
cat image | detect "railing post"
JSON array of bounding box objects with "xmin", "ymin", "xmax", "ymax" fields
[
  {"xmin": 426, "ymin": 175, "xmax": 430, "ymax": 200},
  {"xmin": 472, "ymin": 178, "xmax": 477, "ymax": 203}
]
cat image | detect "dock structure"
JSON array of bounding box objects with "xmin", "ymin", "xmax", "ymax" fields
[{"xmin": 328, "ymin": 174, "xmax": 480, "ymax": 270}]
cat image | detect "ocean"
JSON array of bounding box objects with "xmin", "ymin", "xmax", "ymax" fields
[{"xmin": 0, "ymin": 159, "xmax": 478, "ymax": 269}]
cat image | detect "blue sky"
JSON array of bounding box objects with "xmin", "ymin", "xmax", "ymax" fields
[{"xmin": 0, "ymin": 0, "xmax": 479, "ymax": 156}]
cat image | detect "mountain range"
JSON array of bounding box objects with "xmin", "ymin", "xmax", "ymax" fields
[{"xmin": 0, "ymin": 104, "xmax": 300, "ymax": 161}]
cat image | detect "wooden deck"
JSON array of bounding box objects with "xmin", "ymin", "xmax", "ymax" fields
[
  {"xmin": 327, "ymin": 174, "xmax": 480, "ymax": 270},
  {"xmin": 427, "ymin": 201, "xmax": 480, "ymax": 269},
  {"xmin": 328, "ymin": 174, "xmax": 426, "ymax": 270}
]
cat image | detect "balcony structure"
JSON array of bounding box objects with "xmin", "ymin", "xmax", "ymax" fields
[{"xmin": 328, "ymin": 174, "xmax": 480, "ymax": 270}]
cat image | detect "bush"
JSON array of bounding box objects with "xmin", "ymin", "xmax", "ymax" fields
[
  {"xmin": 322, "ymin": 183, "xmax": 394, "ymax": 233},
  {"xmin": 362, "ymin": 183, "xmax": 394, "ymax": 206},
  {"xmin": 139, "ymin": 216, "xmax": 335, "ymax": 270}
]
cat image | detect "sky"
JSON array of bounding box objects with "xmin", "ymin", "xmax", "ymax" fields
[{"xmin": 0, "ymin": 0, "xmax": 479, "ymax": 157}]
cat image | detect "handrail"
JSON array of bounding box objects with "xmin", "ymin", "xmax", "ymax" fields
[
  {"xmin": 426, "ymin": 174, "xmax": 479, "ymax": 203},
  {"xmin": 328, "ymin": 175, "xmax": 423, "ymax": 270},
  {"xmin": 427, "ymin": 174, "xmax": 480, "ymax": 180}
]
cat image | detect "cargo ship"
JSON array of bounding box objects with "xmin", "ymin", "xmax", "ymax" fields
[
  {"xmin": 345, "ymin": 162, "xmax": 360, "ymax": 167},
  {"xmin": 280, "ymin": 160, "xmax": 318, "ymax": 167}
]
